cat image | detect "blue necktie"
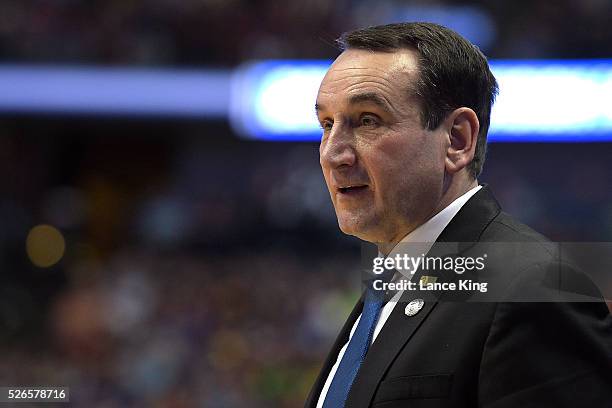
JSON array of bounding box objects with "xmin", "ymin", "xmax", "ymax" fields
[{"xmin": 322, "ymin": 283, "xmax": 385, "ymax": 408}]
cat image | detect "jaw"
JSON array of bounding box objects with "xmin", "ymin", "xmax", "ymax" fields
[
  {"xmin": 335, "ymin": 207, "xmax": 377, "ymax": 240},
  {"xmin": 335, "ymin": 207, "xmax": 396, "ymax": 244}
]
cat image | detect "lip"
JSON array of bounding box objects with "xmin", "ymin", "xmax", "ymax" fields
[{"xmin": 336, "ymin": 184, "xmax": 370, "ymax": 196}]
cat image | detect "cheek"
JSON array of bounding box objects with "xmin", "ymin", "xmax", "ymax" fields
[
  {"xmin": 367, "ymin": 138, "xmax": 416, "ymax": 182},
  {"xmin": 322, "ymin": 170, "xmax": 339, "ymax": 206},
  {"xmin": 322, "ymin": 170, "xmax": 333, "ymax": 191},
  {"xmin": 370, "ymin": 134, "xmax": 444, "ymax": 197}
]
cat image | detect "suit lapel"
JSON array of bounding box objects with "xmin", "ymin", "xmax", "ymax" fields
[
  {"xmin": 344, "ymin": 185, "xmax": 502, "ymax": 407},
  {"xmin": 436, "ymin": 184, "xmax": 501, "ymax": 244},
  {"xmin": 345, "ymin": 285, "xmax": 440, "ymax": 408}
]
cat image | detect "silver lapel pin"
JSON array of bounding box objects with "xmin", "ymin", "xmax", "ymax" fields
[{"xmin": 405, "ymin": 298, "xmax": 425, "ymax": 316}]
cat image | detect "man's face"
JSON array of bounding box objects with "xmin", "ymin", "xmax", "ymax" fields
[{"xmin": 317, "ymin": 48, "xmax": 448, "ymax": 244}]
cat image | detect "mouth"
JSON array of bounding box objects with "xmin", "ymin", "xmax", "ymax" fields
[{"xmin": 337, "ymin": 185, "xmax": 369, "ymax": 195}]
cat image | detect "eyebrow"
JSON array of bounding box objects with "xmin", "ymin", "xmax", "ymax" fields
[
  {"xmin": 348, "ymin": 92, "xmax": 393, "ymax": 113},
  {"xmin": 315, "ymin": 92, "xmax": 393, "ymax": 116}
]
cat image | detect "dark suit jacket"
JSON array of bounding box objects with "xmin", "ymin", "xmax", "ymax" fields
[{"xmin": 305, "ymin": 186, "xmax": 612, "ymax": 408}]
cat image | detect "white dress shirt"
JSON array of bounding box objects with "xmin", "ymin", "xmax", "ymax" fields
[{"xmin": 316, "ymin": 185, "xmax": 482, "ymax": 408}]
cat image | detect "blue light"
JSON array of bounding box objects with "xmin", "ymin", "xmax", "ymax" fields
[
  {"xmin": 230, "ymin": 59, "xmax": 612, "ymax": 142},
  {"xmin": 0, "ymin": 65, "xmax": 231, "ymax": 117},
  {"xmin": 489, "ymin": 60, "xmax": 612, "ymax": 140},
  {"xmin": 230, "ymin": 61, "xmax": 329, "ymax": 140},
  {"xmin": 1, "ymin": 61, "xmax": 611, "ymax": 142}
]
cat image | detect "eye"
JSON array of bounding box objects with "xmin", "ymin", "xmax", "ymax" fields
[
  {"xmin": 360, "ymin": 114, "xmax": 380, "ymax": 127},
  {"xmin": 320, "ymin": 119, "xmax": 334, "ymax": 132}
]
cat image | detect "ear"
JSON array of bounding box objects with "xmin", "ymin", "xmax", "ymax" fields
[{"xmin": 444, "ymin": 108, "xmax": 479, "ymax": 175}]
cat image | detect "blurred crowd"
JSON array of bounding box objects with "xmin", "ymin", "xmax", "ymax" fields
[
  {"xmin": 1, "ymin": 0, "xmax": 612, "ymax": 406},
  {"xmin": 0, "ymin": 125, "xmax": 611, "ymax": 406},
  {"xmin": 2, "ymin": 246, "xmax": 360, "ymax": 407},
  {"xmin": 0, "ymin": 128, "xmax": 365, "ymax": 407},
  {"xmin": 1, "ymin": 0, "xmax": 612, "ymax": 65}
]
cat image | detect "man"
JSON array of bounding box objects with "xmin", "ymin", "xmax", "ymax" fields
[{"xmin": 306, "ymin": 22, "xmax": 612, "ymax": 408}]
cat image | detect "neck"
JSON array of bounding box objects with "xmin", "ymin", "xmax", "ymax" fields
[
  {"xmin": 377, "ymin": 177, "xmax": 478, "ymax": 256},
  {"xmin": 434, "ymin": 177, "xmax": 478, "ymax": 216}
]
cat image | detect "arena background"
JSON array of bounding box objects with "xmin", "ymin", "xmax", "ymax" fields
[{"xmin": 0, "ymin": 1, "xmax": 611, "ymax": 407}]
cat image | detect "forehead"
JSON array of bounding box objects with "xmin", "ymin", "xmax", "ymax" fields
[{"xmin": 317, "ymin": 48, "xmax": 419, "ymax": 108}]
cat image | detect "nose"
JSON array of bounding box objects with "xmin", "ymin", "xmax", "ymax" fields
[{"xmin": 319, "ymin": 121, "xmax": 356, "ymax": 169}]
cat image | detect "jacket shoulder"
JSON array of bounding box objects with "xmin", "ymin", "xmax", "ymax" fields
[{"xmin": 480, "ymin": 211, "xmax": 551, "ymax": 244}]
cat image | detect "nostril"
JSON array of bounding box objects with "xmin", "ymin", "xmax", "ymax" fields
[{"xmin": 329, "ymin": 150, "xmax": 357, "ymax": 169}]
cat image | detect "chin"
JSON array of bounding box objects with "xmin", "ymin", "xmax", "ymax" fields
[{"xmin": 337, "ymin": 215, "xmax": 379, "ymax": 242}]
